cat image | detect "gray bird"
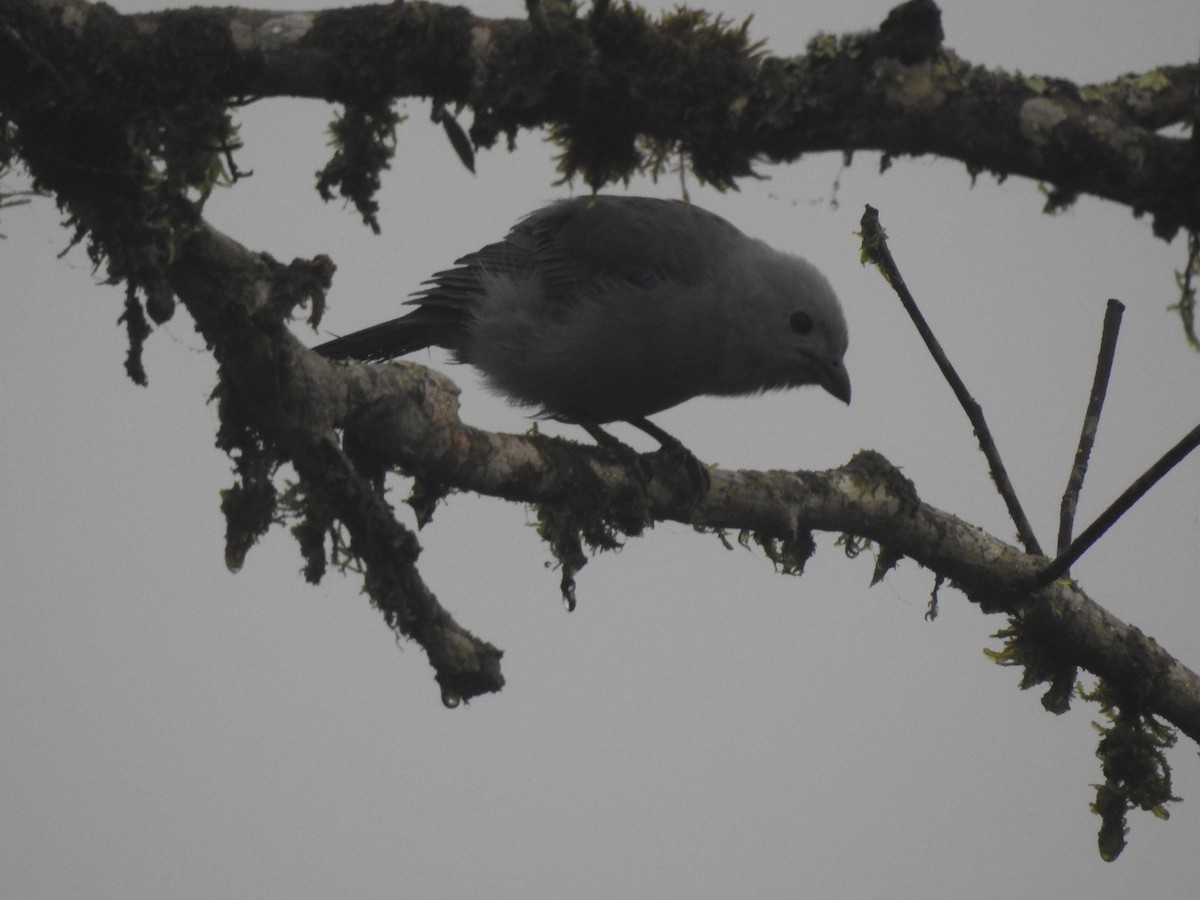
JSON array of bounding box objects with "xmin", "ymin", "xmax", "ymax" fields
[{"xmin": 316, "ymin": 196, "xmax": 850, "ymax": 446}]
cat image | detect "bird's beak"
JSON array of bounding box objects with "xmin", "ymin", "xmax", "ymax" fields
[{"xmin": 818, "ymin": 359, "xmax": 852, "ymax": 405}]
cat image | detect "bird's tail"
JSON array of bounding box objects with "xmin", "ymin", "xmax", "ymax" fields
[{"xmin": 313, "ymin": 307, "xmax": 464, "ymax": 362}]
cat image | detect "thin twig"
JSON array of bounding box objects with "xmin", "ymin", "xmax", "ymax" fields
[
  {"xmin": 1169, "ymin": 229, "xmax": 1199, "ymax": 348},
  {"xmin": 1058, "ymin": 299, "xmax": 1125, "ymax": 554},
  {"xmin": 1034, "ymin": 423, "xmax": 1200, "ymax": 588},
  {"xmin": 859, "ymin": 205, "xmax": 1043, "ymax": 555}
]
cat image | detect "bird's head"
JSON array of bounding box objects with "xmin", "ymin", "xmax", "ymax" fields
[{"xmin": 713, "ymin": 241, "xmax": 850, "ymax": 404}]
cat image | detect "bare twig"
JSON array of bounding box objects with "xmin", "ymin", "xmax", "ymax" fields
[
  {"xmin": 1034, "ymin": 423, "xmax": 1200, "ymax": 588},
  {"xmin": 1170, "ymin": 229, "xmax": 1199, "ymax": 348},
  {"xmin": 1058, "ymin": 299, "xmax": 1125, "ymax": 555},
  {"xmin": 859, "ymin": 205, "xmax": 1043, "ymax": 556}
]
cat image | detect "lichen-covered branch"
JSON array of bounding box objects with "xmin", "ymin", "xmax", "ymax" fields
[
  {"xmin": 304, "ymin": 332, "xmax": 1200, "ymax": 744},
  {"xmin": 132, "ymin": 209, "xmax": 1200, "ymax": 740},
  {"xmin": 166, "ymin": 224, "xmax": 505, "ymax": 703},
  {"xmin": 3, "ymin": 0, "xmax": 1197, "ymax": 236}
]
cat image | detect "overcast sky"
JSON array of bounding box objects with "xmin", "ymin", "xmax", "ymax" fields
[{"xmin": 3, "ymin": 0, "xmax": 1199, "ymax": 897}]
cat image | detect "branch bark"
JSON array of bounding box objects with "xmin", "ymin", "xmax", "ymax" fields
[{"xmin": 4, "ymin": 0, "xmax": 1198, "ymax": 235}]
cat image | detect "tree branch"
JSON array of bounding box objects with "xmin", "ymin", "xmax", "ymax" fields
[
  {"xmin": 4, "ymin": 0, "xmax": 1197, "ymax": 235},
  {"xmin": 165, "ymin": 224, "xmax": 506, "ymax": 704},
  {"xmin": 321, "ymin": 320, "xmax": 1200, "ymax": 745},
  {"xmin": 1058, "ymin": 299, "xmax": 1124, "ymax": 556},
  {"xmin": 1036, "ymin": 423, "xmax": 1200, "ymax": 590},
  {"xmin": 150, "ymin": 212, "xmax": 1200, "ymax": 742},
  {"xmin": 859, "ymin": 205, "xmax": 1043, "ymax": 556}
]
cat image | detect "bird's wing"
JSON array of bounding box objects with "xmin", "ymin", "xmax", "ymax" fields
[
  {"xmin": 532, "ymin": 196, "xmax": 741, "ymax": 295},
  {"xmin": 411, "ymin": 197, "xmax": 743, "ymax": 310}
]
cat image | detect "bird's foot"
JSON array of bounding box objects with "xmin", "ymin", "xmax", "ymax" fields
[{"xmin": 582, "ymin": 421, "xmax": 710, "ymax": 499}]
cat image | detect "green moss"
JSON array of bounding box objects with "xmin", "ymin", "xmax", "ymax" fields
[
  {"xmin": 551, "ymin": 4, "xmax": 762, "ymax": 189},
  {"xmin": 985, "ymin": 622, "xmax": 1078, "ymax": 713},
  {"xmin": 316, "ymin": 103, "xmax": 403, "ymax": 235},
  {"xmin": 1081, "ymin": 681, "xmax": 1179, "ymax": 861},
  {"xmin": 738, "ymin": 527, "xmax": 816, "ymax": 576},
  {"xmin": 4, "ymin": 2, "xmax": 249, "ymax": 381},
  {"xmin": 216, "ymin": 390, "xmax": 281, "ymax": 574},
  {"xmin": 535, "ymin": 487, "xmax": 638, "ymax": 612}
]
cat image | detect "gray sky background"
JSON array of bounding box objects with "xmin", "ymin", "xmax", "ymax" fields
[{"xmin": 3, "ymin": 1, "xmax": 1199, "ymax": 896}]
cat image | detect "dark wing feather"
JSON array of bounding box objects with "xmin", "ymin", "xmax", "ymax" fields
[
  {"xmin": 312, "ymin": 308, "xmax": 456, "ymax": 361},
  {"xmin": 526, "ymin": 197, "xmax": 741, "ymax": 298},
  {"xmin": 413, "ymin": 197, "xmax": 741, "ymax": 308}
]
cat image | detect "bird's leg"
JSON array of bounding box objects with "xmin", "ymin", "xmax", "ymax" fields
[
  {"xmin": 626, "ymin": 417, "xmax": 711, "ymax": 496},
  {"xmin": 577, "ymin": 422, "xmax": 657, "ymax": 491},
  {"xmin": 580, "ymin": 422, "xmax": 624, "ymax": 448},
  {"xmin": 576, "ymin": 420, "xmax": 709, "ymax": 496},
  {"xmin": 624, "ymin": 416, "xmax": 682, "ymax": 447}
]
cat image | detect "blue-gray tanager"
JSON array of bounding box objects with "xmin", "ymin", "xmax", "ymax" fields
[{"xmin": 316, "ymin": 196, "xmax": 850, "ymax": 445}]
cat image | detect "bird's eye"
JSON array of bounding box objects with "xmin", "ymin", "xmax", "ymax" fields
[{"xmin": 790, "ymin": 310, "xmax": 814, "ymax": 335}]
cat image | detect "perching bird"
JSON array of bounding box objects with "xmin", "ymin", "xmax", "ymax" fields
[{"xmin": 316, "ymin": 196, "xmax": 850, "ymax": 446}]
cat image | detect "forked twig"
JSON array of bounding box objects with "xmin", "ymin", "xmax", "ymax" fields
[
  {"xmin": 1034, "ymin": 423, "xmax": 1200, "ymax": 589},
  {"xmin": 859, "ymin": 205, "xmax": 1043, "ymax": 556},
  {"xmin": 1058, "ymin": 299, "xmax": 1125, "ymax": 554}
]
